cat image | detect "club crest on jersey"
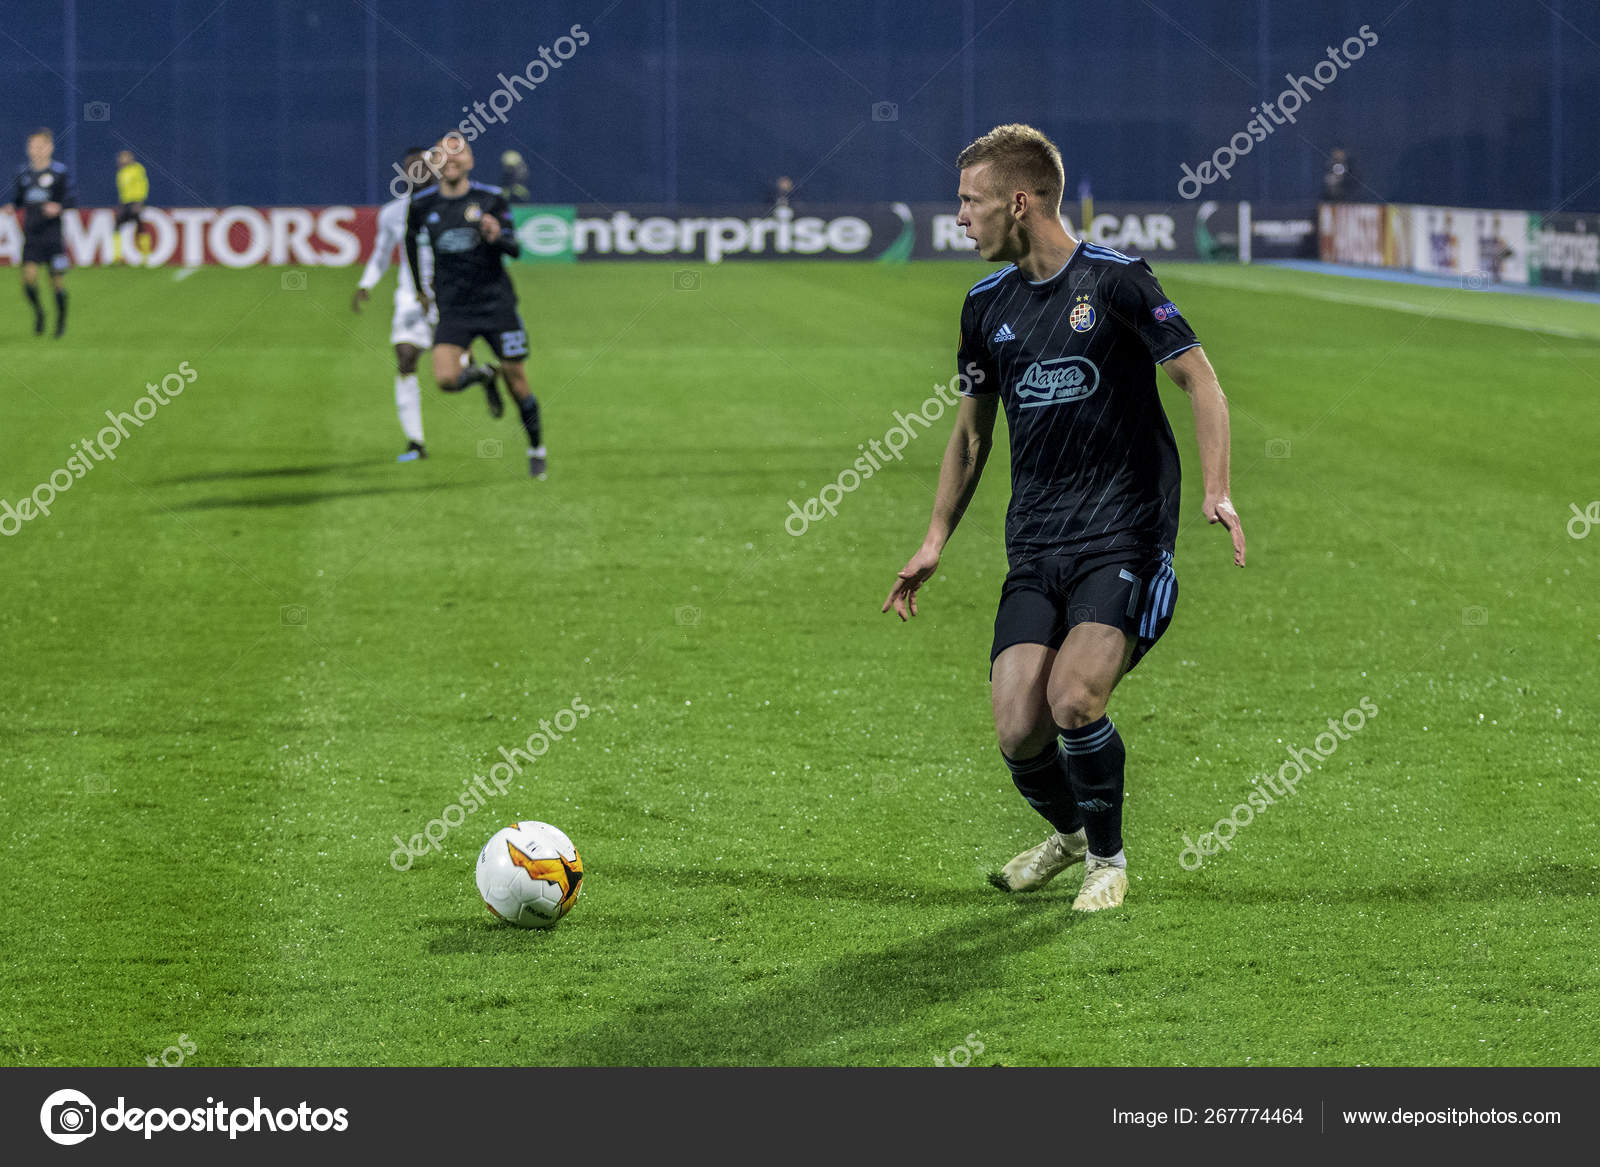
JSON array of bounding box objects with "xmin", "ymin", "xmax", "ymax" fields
[
  {"xmin": 1014, "ymin": 357, "xmax": 1100, "ymax": 409},
  {"xmin": 464, "ymin": 203, "xmax": 482, "ymax": 222},
  {"xmin": 1069, "ymin": 295, "xmax": 1096, "ymax": 332}
]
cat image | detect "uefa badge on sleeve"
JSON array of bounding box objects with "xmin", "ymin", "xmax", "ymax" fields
[{"xmin": 1069, "ymin": 294, "xmax": 1097, "ymax": 333}]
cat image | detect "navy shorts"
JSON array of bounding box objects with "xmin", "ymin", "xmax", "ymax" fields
[
  {"xmin": 22, "ymin": 232, "xmax": 67, "ymax": 270},
  {"xmin": 434, "ymin": 311, "xmax": 528, "ymax": 362},
  {"xmin": 991, "ymin": 546, "xmax": 1177, "ymax": 672}
]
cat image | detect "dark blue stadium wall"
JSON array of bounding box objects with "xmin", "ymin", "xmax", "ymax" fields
[{"xmin": 1, "ymin": 0, "xmax": 1594, "ymax": 212}]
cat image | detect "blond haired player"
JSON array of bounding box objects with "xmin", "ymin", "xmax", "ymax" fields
[{"xmin": 884, "ymin": 125, "xmax": 1246, "ymax": 912}]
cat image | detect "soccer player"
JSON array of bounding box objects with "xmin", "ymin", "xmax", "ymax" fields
[
  {"xmin": 13, "ymin": 129, "xmax": 74, "ymax": 337},
  {"xmin": 404, "ymin": 136, "xmax": 545, "ymax": 478},
  {"xmin": 112, "ymin": 149, "xmax": 153, "ymax": 263},
  {"xmin": 353, "ymin": 145, "xmax": 466, "ymax": 462},
  {"xmin": 882, "ymin": 125, "xmax": 1247, "ymax": 912}
]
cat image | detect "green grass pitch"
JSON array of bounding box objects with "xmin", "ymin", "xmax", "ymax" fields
[{"xmin": 1, "ymin": 259, "xmax": 1596, "ymax": 1067}]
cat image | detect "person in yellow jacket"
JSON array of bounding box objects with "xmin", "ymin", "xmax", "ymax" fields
[{"xmin": 112, "ymin": 150, "xmax": 152, "ymax": 263}]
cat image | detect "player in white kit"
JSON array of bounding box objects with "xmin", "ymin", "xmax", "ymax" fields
[{"xmin": 352, "ymin": 147, "xmax": 502, "ymax": 461}]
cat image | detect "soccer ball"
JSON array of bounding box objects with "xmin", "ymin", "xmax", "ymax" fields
[{"xmin": 476, "ymin": 821, "xmax": 584, "ymax": 929}]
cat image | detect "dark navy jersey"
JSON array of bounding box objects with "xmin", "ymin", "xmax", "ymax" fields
[
  {"xmin": 403, "ymin": 182, "xmax": 520, "ymax": 319},
  {"xmin": 958, "ymin": 241, "xmax": 1200, "ymax": 568},
  {"xmin": 13, "ymin": 161, "xmax": 75, "ymax": 234}
]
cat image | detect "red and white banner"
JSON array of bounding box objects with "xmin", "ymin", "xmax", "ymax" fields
[
  {"xmin": 0, "ymin": 206, "xmax": 378, "ymax": 267},
  {"xmin": 1317, "ymin": 202, "xmax": 1385, "ymax": 266}
]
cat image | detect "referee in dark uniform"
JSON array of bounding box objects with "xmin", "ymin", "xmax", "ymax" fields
[{"xmin": 13, "ymin": 128, "xmax": 74, "ymax": 337}]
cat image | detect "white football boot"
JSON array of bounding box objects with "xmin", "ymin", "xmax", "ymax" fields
[
  {"xmin": 1071, "ymin": 855, "xmax": 1128, "ymax": 912},
  {"xmin": 990, "ymin": 828, "xmax": 1088, "ymax": 892}
]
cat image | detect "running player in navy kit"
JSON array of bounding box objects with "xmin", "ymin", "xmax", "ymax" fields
[
  {"xmin": 405, "ymin": 136, "xmax": 545, "ymax": 478},
  {"xmin": 883, "ymin": 125, "xmax": 1247, "ymax": 912},
  {"xmin": 13, "ymin": 129, "xmax": 74, "ymax": 337}
]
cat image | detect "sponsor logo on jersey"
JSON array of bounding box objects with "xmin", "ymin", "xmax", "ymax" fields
[
  {"xmin": 1014, "ymin": 357, "xmax": 1100, "ymax": 409},
  {"xmin": 1152, "ymin": 300, "xmax": 1180, "ymax": 321},
  {"xmin": 1069, "ymin": 296, "xmax": 1096, "ymax": 332},
  {"xmin": 435, "ymin": 226, "xmax": 482, "ymax": 253}
]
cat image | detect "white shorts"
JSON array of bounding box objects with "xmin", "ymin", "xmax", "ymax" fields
[{"xmin": 390, "ymin": 300, "xmax": 434, "ymax": 350}]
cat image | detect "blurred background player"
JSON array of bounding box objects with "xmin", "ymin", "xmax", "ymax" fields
[
  {"xmin": 498, "ymin": 150, "xmax": 530, "ymax": 202},
  {"xmin": 112, "ymin": 149, "xmax": 153, "ymax": 263},
  {"xmin": 12, "ymin": 128, "xmax": 74, "ymax": 337},
  {"xmin": 1321, "ymin": 147, "xmax": 1357, "ymax": 202},
  {"xmin": 353, "ymin": 145, "xmax": 462, "ymax": 462},
  {"xmin": 405, "ymin": 136, "xmax": 545, "ymax": 478}
]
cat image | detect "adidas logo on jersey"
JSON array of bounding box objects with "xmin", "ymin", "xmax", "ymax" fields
[{"xmin": 991, "ymin": 322, "xmax": 1016, "ymax": 344}]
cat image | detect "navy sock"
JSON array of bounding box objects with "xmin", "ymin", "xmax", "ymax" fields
[
  {"xmin": 1059, "ymin": 715, "xmax": 1126, "ymax": 857},
  {"xmin": 54, "ymin": 289, "xmax": 67, "ymax": 326},
  {"xmin": 458, "ymin": 363, "xmax": 494, "ymax": 388},
  {"xmin": 517, "ymin": 393, "xmax": 542, "ymax": 447},
  {"xmin": 23, "ymin": 284, "xmax": 41, "ymax": 312},
  {"xmin": 1001, "ymin": 745, "xmax": 1082, "ymax": 836}
]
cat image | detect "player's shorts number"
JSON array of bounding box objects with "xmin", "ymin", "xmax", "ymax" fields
[{"xmin": 499, "ymin": 329, "xmax": 528, "ymax": 359}]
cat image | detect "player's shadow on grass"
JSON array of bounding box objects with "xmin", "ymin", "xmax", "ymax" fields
[
  {"xmin": 425, "ymin": 863, "xmax": 1092, "ymax": 1064},
  {"xmin": 165, "ymin": 481, "xmax": 498, "ymax": 512},
  {"xmin": 591, "ymin": 902, "xmax": 1073, "ymax": 1065},
  {"xmin": 1176, "ymin": 861, "xmax": 1598, "ymax": 905},
  {"xmin": 154, "ymin": 460, "xmax": 380, "ymax": 486}
]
